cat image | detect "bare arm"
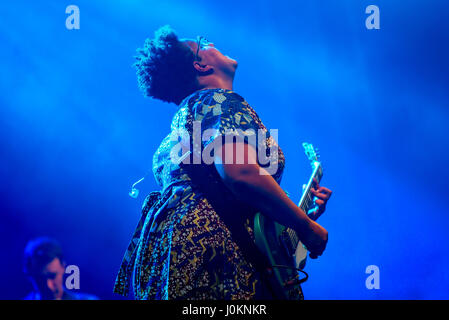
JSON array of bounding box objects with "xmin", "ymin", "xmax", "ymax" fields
[{"xmin": 214, "ymin": 141, "xmax": 328, "ymax": 258}]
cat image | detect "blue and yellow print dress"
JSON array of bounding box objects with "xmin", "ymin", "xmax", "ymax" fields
[{"xmin": 114, "ymin": 88, "xmax": 285, "ymax": 299}]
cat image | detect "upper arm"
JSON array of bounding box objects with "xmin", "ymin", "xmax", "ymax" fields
[
  {"xmin": 190, "ymin": 91, "xmax": 266, "ymax": 182},
  {"xmin": 214, "ymin": 141, "xmax": 261, "ymax": 184}
]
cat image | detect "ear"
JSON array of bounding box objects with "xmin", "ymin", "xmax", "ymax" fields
[{"xmin": 193, "ymin": 61, "xmax": 213, "ymax": 74}]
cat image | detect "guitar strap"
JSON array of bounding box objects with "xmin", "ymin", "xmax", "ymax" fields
[{"xmin": 181, "ymin": 161, "xmax": 280, "ymax": 299}]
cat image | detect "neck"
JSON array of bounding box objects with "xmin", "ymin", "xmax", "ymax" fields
[{"xmin": 198, "ymin": 75, "xmax": 234, "ymax": 91}]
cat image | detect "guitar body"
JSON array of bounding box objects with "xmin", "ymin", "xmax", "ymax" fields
[
  {"xmin": 253, "ymin": 213, "xmax": 307, "ymax": 300},
  {"xmin": 252, "ymin": 142, "xmax": 323, "ymax": 300}
]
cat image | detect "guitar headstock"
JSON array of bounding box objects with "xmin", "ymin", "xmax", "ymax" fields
[{"xmin": 302, "ymin": 142, "xmax": 321, "ymax": 169}]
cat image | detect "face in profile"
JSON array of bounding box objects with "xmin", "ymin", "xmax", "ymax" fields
[
  {"xmin": 183, "ymin": 37, "xmax": 238, "ymax": 78},
  {"xmin": 32, "ymin": 257, "xmax": 66, "ymax": 300}
]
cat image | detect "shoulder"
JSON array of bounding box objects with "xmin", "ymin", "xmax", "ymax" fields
[
  {"xmin": 181, "ymin": 89, "xmax": 245, "ymax": 111},
  {"xmin": 176, "ymin": 89, "xmax": 262, "ymax": 134},
  {"xmin": 63, "ymin": 290, "xmax": 99, "ymax": 300},
  {"xmin": 191, "ymin": 89, "xmax": 250, "ymax": 121},
  {"xmin": 23, "ymin": 292, "xmax": 39, "ymax": 300},
  {"xmin": 181, "ymin": 88, "xmax": 244, "ymax": 104}
]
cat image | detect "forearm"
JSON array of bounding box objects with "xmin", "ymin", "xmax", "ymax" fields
[
  {"xmin": 217, "ymin": 161, "xmax": 315, "ymax": 237},
  {"xmin": 214, "ymin": 141, "xmax": 327, "ymax": 255}
]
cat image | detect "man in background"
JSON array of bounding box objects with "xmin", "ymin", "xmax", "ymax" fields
[{"xmin": 23, "ymin": 237, "xmax": 98, "ymax": 300}]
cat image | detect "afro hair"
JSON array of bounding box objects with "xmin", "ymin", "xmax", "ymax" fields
[{"xmin": 134, "ymin": 25, "xmax": 199, "ymax": 105}]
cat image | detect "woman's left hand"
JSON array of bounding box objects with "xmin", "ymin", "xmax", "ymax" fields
[{"xmin": 308, "ymin": 178, "xmax": 332, "ymax": 221}]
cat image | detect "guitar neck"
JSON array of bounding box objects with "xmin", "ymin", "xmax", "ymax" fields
[
  {"xmin": 280, "ymin": 161, "xmax": 324, "ymax": 263},
  {"xmin": 298, "ymin": 163, "xmax": 323, "ymax": 215}
]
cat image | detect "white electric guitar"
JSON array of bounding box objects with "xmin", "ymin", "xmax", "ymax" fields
[{"xmin": 253, "ymin": 142, "xmax": 323, "ymax": 299}]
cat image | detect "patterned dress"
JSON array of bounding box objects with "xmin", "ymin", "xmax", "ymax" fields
[{"xmin": 114, "ymin": 88, "xmax": 285, "ymax": 300}]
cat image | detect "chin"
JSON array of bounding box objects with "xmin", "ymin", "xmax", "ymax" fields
[
  {"xmin": 225, "ymin": 54, "xmax": 237, "ymax": 64},
  {"xmin": 223, "ymin": 56, "xmax": 238, "ymax": 77},
  {"xmin": 229, "ymin": 58, "xmax": 238, "ymax": 70}
]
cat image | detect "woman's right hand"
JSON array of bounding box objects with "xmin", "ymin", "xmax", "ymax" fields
[
  {"xmin": 302, "ymin": 220, "xmax": 328, "ymax": 259},
  {"xmin": 214, "ymin": 141, "xmax": 329, "ymax": 259}
]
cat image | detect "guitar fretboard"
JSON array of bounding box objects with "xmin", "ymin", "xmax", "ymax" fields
[
  {"xmin": 285, "ymin": 164, "xmax": 323, "ymax": 251},
  {"xmin": 299, "ymin": 165, "xmax": 323, "ymax": 214}
]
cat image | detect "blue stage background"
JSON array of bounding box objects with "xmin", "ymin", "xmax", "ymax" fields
[{"xmin": 0, "ymin": 0, "xmax": 448, "ymax": 299}]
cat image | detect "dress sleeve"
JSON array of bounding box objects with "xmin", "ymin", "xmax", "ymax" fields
[
  {"xmin": 188, "ymin": 89, "xmax": 281, "ymax": 178},
  {"xmin": 191, "ymin": 90, "xmax": 262, "ymax": 152}
]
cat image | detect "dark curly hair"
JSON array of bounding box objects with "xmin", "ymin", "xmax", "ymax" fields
[
  {"xmin": 23, "ymin": 237, "xmax": 64, "ymax": 277},
  {"xmin": 134, "ymin": 25, "xmax": 199, "ymax": 105}
]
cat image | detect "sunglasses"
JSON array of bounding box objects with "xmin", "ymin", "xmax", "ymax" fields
[{"xmin": 195, "ymin": 36, "xmax": 211, "ymax": 61}]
